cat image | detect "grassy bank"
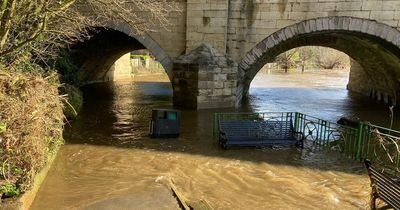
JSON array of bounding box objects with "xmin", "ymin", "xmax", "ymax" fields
[{"xmin": 0, "ymin": 70, "xmax": 64, "ymax": 201}]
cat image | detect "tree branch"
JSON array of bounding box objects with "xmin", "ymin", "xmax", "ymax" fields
[
  {"xmin": 0, "ymin": 0, "xmax": 16, "ymax": 49},
  {"xmin": 0, "ymin": 9, "xmax": 48, "ymax": 57}
]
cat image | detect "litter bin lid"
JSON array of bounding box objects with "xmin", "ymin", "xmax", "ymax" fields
[{"xmin": 152, "ymin": 108, "xmax": 180, "ymax": 112}]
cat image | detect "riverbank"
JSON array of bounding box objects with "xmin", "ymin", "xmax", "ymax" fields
[
  {"xmin": 112, "ymin": 73, "xmax": 170, "ymax": 83},
  {"xmin": 1, "ymin": 153, "xmax": 57, "ymax": 210},
  {"xmin": 251, "ymin": 68, "xmax": 350, "ymax": 88},
  {"xmin": 131, "ymin": 73, "xmax": 169, "ymax": 82},
  {"xmin": 0, "ymin": 70, "xmax": 64, "ymax": 209}
]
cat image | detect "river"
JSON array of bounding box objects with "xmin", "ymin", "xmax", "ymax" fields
[{"xmin": 30, "ymin": 69, "xmax": 397, "ymax": 209}]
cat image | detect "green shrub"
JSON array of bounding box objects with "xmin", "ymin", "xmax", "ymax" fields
[
  {"xmin": 0, "ymin": 183, "xmax": 20, "ymax": 198},
  {"xmin": 54, "ymin": 49, "xmax": 80, "ymax": 85}
]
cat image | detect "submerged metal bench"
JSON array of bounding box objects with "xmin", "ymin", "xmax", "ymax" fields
[
  {"xmin": 218, "ymin": 120, "xmax": 303, "ymax": 149},
  {"xmin": 364, "ymin": 160, "xmax": 400, "ymax": 210}
]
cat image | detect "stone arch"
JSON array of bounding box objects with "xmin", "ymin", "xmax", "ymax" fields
[
  {"xmin": 238, "ymin": 16, "xmax": 400, "ymax": 105},
  {"xmin": 72, "ymin": 20, "xmax": 173, "ymax": 83},
  {"xmin": 103, "ymin": 20, "xmax": 173, "ymax": 77}
]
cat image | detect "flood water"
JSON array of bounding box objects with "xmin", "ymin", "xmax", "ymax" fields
[{"xmin": 30, "ymin": 69, "xmax": 399, "ymax": 210}]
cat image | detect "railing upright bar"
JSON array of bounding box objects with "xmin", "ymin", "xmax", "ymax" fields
[
  {"xmin": 299, "ymin": 114, "xmax": 304, "ymax": 137},
  {"xmin": 320, "ymin": 127, "xmax": 322, "ymax": 147},
  {"xmin": 302, "ymin": 113, "xmax": 305, "ymax": 135},
  {"xmin": 347, "ymin": 131, "xmax": 352, "ymax": 156},
  {"xmin": 317, "ymin": 119, "xmax": 322, "ymax": 145},
  {"xmin": 343, "ymin": 131, "xmax": 353, "ymax": 156},
  {"xmin": 213, "ymin": 113, "xmax": 218, "ymax": 137},
  {"xmin": 363, "ymin": 125, "xmax": 368, "ymax": 159},
  {"xmin": 356, "ymin": 122, "xmax": 365, "ymax": 160},
  {"xmin": 360, "ymin": 126, "xmax": 365, "ymax": 159},
  {"xmin": 349, "ymin": 124, "xmax": 355, "ymax": 159},
  {"xmin": 396, "ymin": 151, "xmax": 399, "ymax": 173},
  {"xmin": 325, "ymin": 121, "xmax": 329, "ymax": 147},
  {"xmin": 366, "ymin": 128, "xmax": 372, "ymax": 159},
  {"xmin": 321, "ymin": 121, "xmax": 324, "ymax": 147},
  {"xmin": 323, "ymin": 120, "xmax": 327, "ymax": 147},
  {"xmin": 350, "ymin": 127, "xmax": 356, "ymax": 159},
  {"xmin": 321, "ymin": 120, "xmax": 325, "ymax": 145},
  {"xmin": 346, "ymin": 130, "xmax": 352, "ymax": 157}
]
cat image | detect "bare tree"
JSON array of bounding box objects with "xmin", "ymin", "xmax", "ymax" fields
[
  {"xmin": 297, "ymin": 47, "xmax": 313, "ymax": 72},
  {"xmin": 0, "ymin": 0, "xmax": 180, "ymax": 66},
  {"xmin": 275, "ymin": 49, "xmax": 299, "ymax": 73},
  {"xmin": 314, "ymin": 47, "xmax": 349, "ymax": 69}
]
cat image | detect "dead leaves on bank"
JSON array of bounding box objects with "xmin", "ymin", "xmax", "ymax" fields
[{"xmin": 0, "ymin": 70, "xmax": 64, "ymax": 193}]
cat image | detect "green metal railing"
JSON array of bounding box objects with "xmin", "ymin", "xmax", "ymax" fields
[
  {"xmin": 294, "ymin": 113, "xmax": 359, "ymax": 155},
  {"xmin": 358, "ymin": 123, "xmax": 400, "ymax": 173},
  {"xmin": 214, "ymin": 112, "xmax": 400, "ymax": 172}
]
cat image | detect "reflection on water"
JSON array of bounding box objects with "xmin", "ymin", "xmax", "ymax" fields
[
  {"xmin": 30, "ymin": 69, "xmax": 399, "ymax": 209},
  {"xmin": 250, "ymin": 69, "xmax": 399, "ymax": 129}
]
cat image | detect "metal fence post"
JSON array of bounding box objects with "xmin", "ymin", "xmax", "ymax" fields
[
  {"xmin": 294, "ymin": 112, "xmax": 299, "ymax": 132},
  {"xmin": 213, "ymin": 113, "xmax": 218, "ymax": 137},
  {"xmin": 356, "ymin": 122, "xmax": 365, "ymax": 160}
]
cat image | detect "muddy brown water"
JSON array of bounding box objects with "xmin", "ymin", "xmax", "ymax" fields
[{"xmin": 30, "ymin": 69, "xmax": 399, "ymax": 209}]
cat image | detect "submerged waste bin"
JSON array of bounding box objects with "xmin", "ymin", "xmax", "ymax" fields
[{"xmin": 149, "ymin": 109, "xmax": 181, "ymax": 138}]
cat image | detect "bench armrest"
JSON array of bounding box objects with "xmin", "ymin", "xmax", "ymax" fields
[{"xmin": 364, "ymin": 159, "xmax": 372, "ymax": 169}]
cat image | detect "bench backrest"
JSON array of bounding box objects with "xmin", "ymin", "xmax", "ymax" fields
[
  {"xmin": 259, "ymin": 120, "xmax": 294, "ymax": 140},
  {"xmin": 220, "ymin": 120, "xmax": 294, "ymax": 139},
  {"xmin": 219, "ymin": 121, "xmax": 260, "ymax": 137},
  {"xmin": 364, "ymin": 160, "xmax": 400, "ymax": 209}
]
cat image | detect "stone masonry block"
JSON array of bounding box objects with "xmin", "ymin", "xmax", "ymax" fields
[{"xmin": 214, "ymin": 74, "xmax": 227, "ymax": 81}]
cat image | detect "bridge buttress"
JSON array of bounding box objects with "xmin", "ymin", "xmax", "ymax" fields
[{"xmin": 172, "ymin": 44, "xmax": 238, "ymax": 109}]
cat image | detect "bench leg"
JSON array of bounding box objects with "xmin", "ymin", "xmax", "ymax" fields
[{"xmin": 370, "ymin": 192, "xmax": 377, "ymax": 210}]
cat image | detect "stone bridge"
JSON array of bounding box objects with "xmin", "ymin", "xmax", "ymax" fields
[{"xmin": 72, "ymin": 0, "xmax": 400, "ymax": 109}]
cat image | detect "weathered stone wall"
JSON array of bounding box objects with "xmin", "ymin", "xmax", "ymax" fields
[
  {"xmin": 105, "ymin": 53, "xmax": 133, "ymax": 81},
  {"xmin": 81, "ymin": 0, "xmax": 400, "ymax": 65},
  {"xmin": 78, "ymin": 0, "xmax": 187, "ymax": 81},
  {"xmin": 186, "ymin": 0, "xmax": 229, "ymax": 54},
  {"xmin": 77, "ymin": 0, "xmax": 400, "ymax": 107},
  {"xmin": 196, "ymin": 45, "xmax": 237, "ymax": 109},
  {"xmin": 182, "ymin": 0, "xmax": 400, "ymax": 106},
  {"xmin": 227, "ymin": 0, "xmax": 400, "ymax": 63},
  {"xmin": 237, "ymin": 16, "xmax": 400, "ymax": 105},
  {"xmin": 347, "ymin": 59, "xmax": 373, "ymax": 96},
  {"xmin": 173, "ymin": 44, "xmax": 237, "ymax": 109},
  {"xmin": 348, "ymin": 59, "xmax": 397, "ymax": 105},
  {"xmin": 148, "ymin": 0, "xmax": 187, "ymax": 59},
  {"xmin": 172, "ymin": 63, "xmax": 199, "ymax": 109}
]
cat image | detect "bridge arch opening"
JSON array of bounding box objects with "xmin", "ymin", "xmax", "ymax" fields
[
  {"xmin": 68, "ymin": 21, "xmax": 173, "ymax": 84},
  {"xmin": 239, "ymin": 16, "xmax": 400, "ymax": 106},
  {"xmin": 63, "ymin": 23, "xmax": 175, "ymax": 140}
]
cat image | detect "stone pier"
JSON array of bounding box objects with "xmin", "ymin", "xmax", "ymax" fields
[{"xmin": 172, "ymin": 44, "xmax": 238, "ymax": 109}]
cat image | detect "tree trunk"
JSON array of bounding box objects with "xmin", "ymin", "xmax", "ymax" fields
[{"xmin": 0, "ymin": 0, "xmax": 16, "ymax": 50}]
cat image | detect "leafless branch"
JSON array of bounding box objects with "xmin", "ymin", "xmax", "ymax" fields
[{"xmin": 0, "ymin": 0, "xmax": 181, "ymax": 65}]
